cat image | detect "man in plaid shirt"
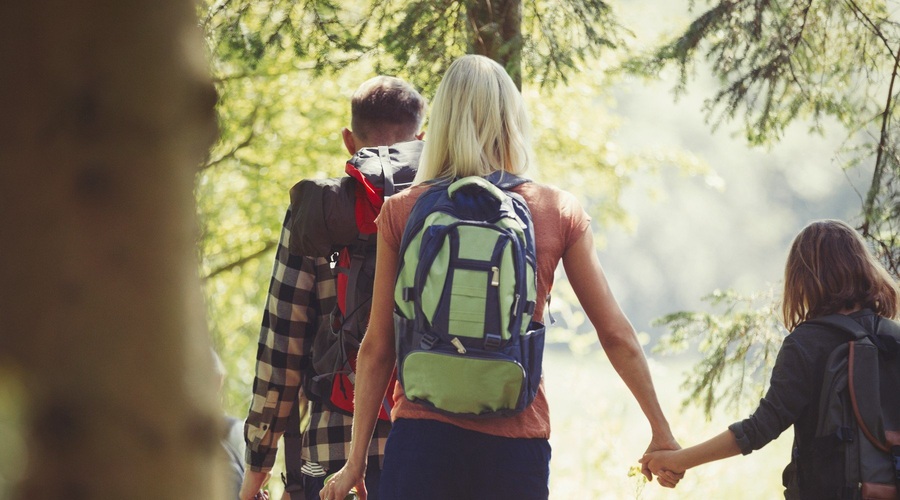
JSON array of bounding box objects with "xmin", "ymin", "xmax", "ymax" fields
[{"xmin": 239, "ymin": 76, "xmax": 426, "ymax": 500}]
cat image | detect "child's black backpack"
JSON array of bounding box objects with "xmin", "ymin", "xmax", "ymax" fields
[
  {"xmin": 287, "ymin": 140, "xmax": 422, "ymax": 418},
  {"xmin": 788, "ymin": 314, "xmax": 900, "ymax": 499}
]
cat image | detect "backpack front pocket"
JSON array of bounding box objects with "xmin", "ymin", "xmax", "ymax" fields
[{"xmin": 401, "ymin": 350, "xmax": 525, "ymax": 415}]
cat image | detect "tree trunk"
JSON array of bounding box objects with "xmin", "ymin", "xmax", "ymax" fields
[
  {"xmin": 467, "ymin": 0, "xmax": 524, "ymax": 89},
  {"xmin": 0, "ymin": 1, "xmax": 222, "ymax": 498}
]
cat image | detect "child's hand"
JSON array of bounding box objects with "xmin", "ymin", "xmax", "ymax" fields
[
  {"xmin": 639, "ymin": 450, "xmax": 686, "ymax": 487},
  {"xmin": 641, "ymin": 436, "xmax": 682, "ymax": 484}
]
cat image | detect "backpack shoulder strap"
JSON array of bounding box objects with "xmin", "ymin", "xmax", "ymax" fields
[
  {"xmin": 804, "ymin": 314, "xmax": 871, "ymax": 340},
  {"xmin": 847, "ymin": 332, "xmax": 897, "ymax": 452},
  {"xmin": 378, "ymin": 146, "xmax": 395, "ymax": 198},
  {"xmin": 484, "ymin": 171, "xmax": 530, "ymax": 190},
  {"xmin": 875, "ymin": 316, "xmax": 900, "ymax": 339}
]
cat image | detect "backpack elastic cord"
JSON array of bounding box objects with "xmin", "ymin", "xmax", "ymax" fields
[
  {"xmin": 378, "ymin": 146, "xmax": 395, "ymax": 198},
  {"xmin": 545, "ymin": 293, "xmax": 556, "ymax": 325},
  {"xmin": 342, "ymin": 237, "xmax": 369, "ymax": 338}
]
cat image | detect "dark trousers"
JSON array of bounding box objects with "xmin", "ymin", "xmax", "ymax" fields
[{"xmin": 379, "ymin": 418, "xmax": 551, "ymax": 500}]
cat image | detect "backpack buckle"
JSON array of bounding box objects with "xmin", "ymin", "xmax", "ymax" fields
[
  {"xmin": 402, "ymin": 287, "xmax": 415, "ymax": 302},
  {"xmin": 484, "ymin": 333, "xmax": 501, "ymax": 350},
  {"xmin": 420, "ymin": 333, "xmax": 438, "ymax": 350}
]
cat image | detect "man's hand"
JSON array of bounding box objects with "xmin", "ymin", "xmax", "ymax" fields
[
  {"xmin": 642, "ymin": 435, "xmax": 683, "ymax": 488},
  {"xmin": 239, "ymin": 469, "xmax": 272, "ymax": 500},
  {"xmin": 319, "ymin": 463, "xmax": 366, "ymax": 500}
]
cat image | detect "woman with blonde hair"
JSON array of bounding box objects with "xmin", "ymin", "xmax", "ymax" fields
[
  {"xmin": 641, "ymin": 219, "xmax": 900, "ymax": 499},
  {"xmin": 320, "ymin": 54, "xmax": 679, "ymax": 500}
]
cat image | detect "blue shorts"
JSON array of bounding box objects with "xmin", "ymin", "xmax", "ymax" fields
[{"xmin": 380, "ymin": 418, "xmax": 551, "ymax": 500}]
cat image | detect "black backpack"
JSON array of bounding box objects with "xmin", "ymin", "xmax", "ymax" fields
[
  {"xmin": 787, "ymin": 314, "xmax": 900, "ymax": 499},
  {"xmin": 288, "ymin": 140, "xmax": 422, "ymax": 418}
]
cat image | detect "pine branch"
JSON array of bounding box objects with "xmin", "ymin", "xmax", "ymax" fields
[{"xmin": 203, "ymin": 240, "xmax": 278, "ymax": 280}]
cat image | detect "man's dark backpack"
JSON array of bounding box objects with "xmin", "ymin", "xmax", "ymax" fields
[
  {"xmin": 288, "ymin": 140, "xmax": 422, "ymax": 419},
  {"xmin": 787, "ymin": 314, "xmax": 900, "ymax": 499}
]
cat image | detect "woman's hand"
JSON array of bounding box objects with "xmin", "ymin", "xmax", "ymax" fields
[
  {"xmin": 640, "ymin": 449, "xmax": 686, "ymax": 487},
  {"xmin": 319, "ymin": 464, "xmax": 366, "ymax": 500},
  {"xmin": 642, "ymin": 436, "xmax": 684, "ymax": 487}
]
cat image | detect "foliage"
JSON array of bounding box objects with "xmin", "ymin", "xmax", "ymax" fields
[
  {"xmin": 527, "ymin": 71, "xmax": 634, "ymax": 229},
  {"xmin": 652, "ymin": 288, "xmax": 785, "ymax": 419},
  {"xmin": 631, "ymin": 0, "xmax": 900, "ymax": 274},
  {"xmin": 367, "ymin": 0, "xmax": 626, "ymax": 89},
  {"xmin": 201, "ymin": 0, "xmax": 627, "ymax": 94},
  {"xmin": 202, "ymin": 0, "xmax": 367, "ymax": 76}
]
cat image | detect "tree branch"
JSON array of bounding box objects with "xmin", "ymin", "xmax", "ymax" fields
[
  {"xmin": 200, "ymin": 128, "xmax": 255, "ymax": 172},
  {"xmin": 862, "ymin": 40, "xmax": 900, "ymax": 234},
  {"xmin": 844, "ymin": 0, "xmax": 894, "ymax": 53},
  {"xmin": 203, "ymin": 240, "xmax": 278, "ymax": 281}
]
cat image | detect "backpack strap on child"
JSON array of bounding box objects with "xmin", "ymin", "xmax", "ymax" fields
[{"xmin": 804, "ymin": 314, "xmax": 870, "ymax": 340}]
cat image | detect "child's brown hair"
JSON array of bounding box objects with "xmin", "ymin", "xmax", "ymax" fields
[{"xmin": 782, "ymin": 219, "xmax": 899, "ymax": 330}]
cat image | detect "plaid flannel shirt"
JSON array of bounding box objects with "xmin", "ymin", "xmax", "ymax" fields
[{"xmin": 244, "ymin": 207, "xmax": 391, "ymax": 474}]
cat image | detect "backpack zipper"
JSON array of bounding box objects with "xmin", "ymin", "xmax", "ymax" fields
[{"xmin": 450, "ymin": 337, "xmax": 467, "ymax": 354}]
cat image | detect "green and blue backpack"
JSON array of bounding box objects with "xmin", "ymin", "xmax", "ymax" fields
[{"xmin": 393, "ymin": 172, "xmax": 546, "ymax": 417}]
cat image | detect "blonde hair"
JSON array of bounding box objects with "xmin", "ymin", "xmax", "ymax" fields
[
  {"xmin": 782, "ymin": 219, "xmax": 900, "ymax": 330},
  {"xmin": 414, "ymin": 55, "xmax": 533, "ymax": 184}
]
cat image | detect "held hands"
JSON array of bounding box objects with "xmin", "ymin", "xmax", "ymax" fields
[
  {"xmin": 639, "ymin": 448, "xmax": 686, "ymax": 488},
  {"xmin": 319, "ymin": 463, "xmax": 366, "ymax": 500},
  {"xmin": 640, "ymin": 436, "xmax": 685, "ymax": 488}
]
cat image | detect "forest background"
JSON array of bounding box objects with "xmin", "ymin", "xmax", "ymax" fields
[{"xmin": 2, "ymin": 0, "xmax": 898, "ymax": 498}]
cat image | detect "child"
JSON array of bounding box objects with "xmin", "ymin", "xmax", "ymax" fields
[{"xmin": 640, "ymin": 219, "xmax": 900, "ymax": 499}]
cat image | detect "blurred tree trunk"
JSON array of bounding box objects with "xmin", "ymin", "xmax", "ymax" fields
[
  {"xmin": 0, "ymin": 1, "xmax": 222, "ymax": 499},
  {"xmin": 468, "ymin": 0, "xmax": 524, "ymax": 89}
]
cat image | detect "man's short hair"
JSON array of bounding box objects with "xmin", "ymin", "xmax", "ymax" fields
[{"xmin": 351, "ymin": 76, "xmax": 426, "ymax": 144}]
